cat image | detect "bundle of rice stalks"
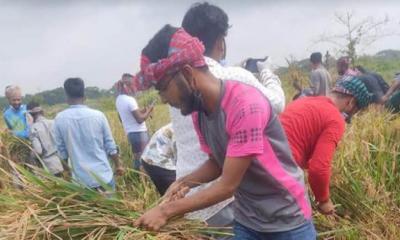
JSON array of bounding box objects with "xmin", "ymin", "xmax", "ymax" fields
[{"xmin": 0, "ymin": 161, "xmax": 219, "ymax": 240}]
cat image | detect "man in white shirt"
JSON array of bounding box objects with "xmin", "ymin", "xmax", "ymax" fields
[{"xmin": 115, "ymin": 73, "xmax": 153, "ymax": 169}]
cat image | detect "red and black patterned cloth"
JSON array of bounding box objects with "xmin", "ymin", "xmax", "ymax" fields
[{"xmin": 128, "ymin": 28, "xmax": 206, "ymax": 93}]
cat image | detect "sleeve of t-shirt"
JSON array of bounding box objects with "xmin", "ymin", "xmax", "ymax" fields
[
  {"xmin": 224, "ymin": 88, "xmax": 271, "ymax": 157},
  {"xmin": 127, "ymin": 97, "xmax": 139, "ymax": 112},
  {"xmin": 307, "ymin": 117, "xmax": 345, "ymax": 202},
  {"xmin": 191, "ymin": 112, "xmax": 212, "ymax": 154},
  {"xmin": 310, "ymin": 71, "xmax": 322, "ymax": 95}
]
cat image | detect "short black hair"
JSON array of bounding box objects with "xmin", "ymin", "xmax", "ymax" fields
[
  {"xmin": 142, "ymin": 24, "xmax": 179, "ymax": 63},
  {"xmin": 27, "ymin": 101, "xmax": 40, "ymax": 111},
  {"xmin": 182, "ymin": 2, "xmax": 229, "ymax": 56},
  {"xmin": 64, "ymin": 78, "xmax": 85, "ymax": 99},
  {"xmin": 310, "ymin": 52, "xmax": 322, "ymax": 64},
  {"xmin": 122, "ymin": 73, "xmax": 133, "ymax": 78}
]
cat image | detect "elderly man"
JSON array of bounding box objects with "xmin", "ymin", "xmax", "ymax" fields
[
  {"xmin": 27, "ymin": 101, "xmax": 64, "ymax": 177},
  {"xmin": 3, "ymin": 85, "xmax": 30, "ymax": 139},
  {"xmin": 133, "ymin": 25, "xmax": 315, "ymax": 240}
]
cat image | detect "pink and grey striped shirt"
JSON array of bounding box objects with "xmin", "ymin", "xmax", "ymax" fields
[{"xmin": 192, "ymin": 80, "xmax": 311, "ymax": 232}]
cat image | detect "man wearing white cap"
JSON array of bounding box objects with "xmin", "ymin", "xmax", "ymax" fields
[{"xmin": 27, "ymin": 101, "xmax": 64, "ymax": 177}]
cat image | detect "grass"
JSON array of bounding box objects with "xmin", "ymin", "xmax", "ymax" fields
[{"xmin": 0, "ymin": 65, "xmax": 399, "ymax": 239}]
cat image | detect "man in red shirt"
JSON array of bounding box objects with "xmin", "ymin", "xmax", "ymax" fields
[{"xmin": 280, "ymin": 77, "xmax": 372, "ymax": 215}]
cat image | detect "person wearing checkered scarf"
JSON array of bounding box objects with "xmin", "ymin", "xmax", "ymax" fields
[{"xmin": 332, "ymin": 75, "xmax": 373, "ymax": 123}]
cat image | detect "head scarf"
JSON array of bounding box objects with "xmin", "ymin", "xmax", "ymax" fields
[
  {"xmin": 131, "ymin": 28, "xmax": 206, "ymax": 92},
  {"xmin": 333, "ymin": 76, "xmax": 372, "ymax": 109}
]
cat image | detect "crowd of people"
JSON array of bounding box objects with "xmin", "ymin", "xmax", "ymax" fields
[{"xmin": 2, "ymin": 2, "xmax": 400, "ymax": 240}]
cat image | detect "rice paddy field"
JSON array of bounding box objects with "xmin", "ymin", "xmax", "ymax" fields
[{"xmin": 0, "ymin": 60, "xmax": 399, "ymax": 239}]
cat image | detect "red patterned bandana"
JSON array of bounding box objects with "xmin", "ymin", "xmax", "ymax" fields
[{"xmin": 131, "ymin": 28, "xmax": 206, "ymax": 92}]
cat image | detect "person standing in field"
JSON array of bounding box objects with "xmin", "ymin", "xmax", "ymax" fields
[
  {"xmin": 280, "ymin": 77, "xmax": 372, "ymax": 215},
  {"xmin": 3, "ymin": 85, "xmax": 30, "ymax": 139},
  {"xmin": 141, "ymin": 123, "xmax": 176, "ymax": 195},
  {"xmin": 293, "ymin": 52, "xmax": 332, "ymax": 99},
  {"xmin": 27, "ymin": 101, "xmax": 65, "ymax": 177},
  {"xmin": 54, "ymin": 78, "xmax": 124, "ymax": 191},
  {"xmin": 115, "ymin": 73, "xmax": 153, "ymax": 170},
  {"xmin": 134, "ymin": 25, "xmax": 316, "ymax": 240},
  {"xmin": 309, "ymin": 52, "xmax": 332, "ymax": 96}
]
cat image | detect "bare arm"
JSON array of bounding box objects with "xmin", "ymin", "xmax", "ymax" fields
[
  {"xmin": 135, "ymin": 156, "xmax": 253, "ymax": 231},
  {"xmin": 382, "ymin": 80, "xmax": 400, "ymax": 103},
  {"xmin": 171, "ymin": 156, "xmax": 221, "ymax": 188},
  {"xmin": 131, "ymin": 106, "xmax": 153, "ymax": 124}
]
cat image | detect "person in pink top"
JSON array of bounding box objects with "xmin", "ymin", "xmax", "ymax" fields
[
  {"xmin": 337, "ymin": 56, "xmax": 358, "ymax": 77},
  {"xmin": 132, "ymin": 25, "xmax": 316, "ymax": 240}
]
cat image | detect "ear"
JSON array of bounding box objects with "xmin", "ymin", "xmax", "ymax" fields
[
  {"xmin": 181, "ymin": 65, "xmax": 197, "ymax": 89},
  {"xmin": 216, "ymin": 36, "xmax": 225, "ymax": 58}
]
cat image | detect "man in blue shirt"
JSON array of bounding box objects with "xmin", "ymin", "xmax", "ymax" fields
[
  {"xmin": 3, "ymin": 85, "xmax": 30, "ymax": 139},
  {"xmin": 54, "ymin": 78, "xmax": 124, "ymax": 190}
]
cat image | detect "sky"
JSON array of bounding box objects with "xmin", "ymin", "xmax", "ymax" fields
[{"xmin": 0, "ymin": 0, "xmax": 399, "ymax": 95}]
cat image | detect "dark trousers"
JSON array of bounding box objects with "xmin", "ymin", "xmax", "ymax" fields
[{"xmin": 141, "ymin": 160, "xmax": 175, "ymax": 195}]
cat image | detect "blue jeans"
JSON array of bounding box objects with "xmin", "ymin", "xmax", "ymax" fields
[
  {"xmin": 127, "ymin": 131, "xmax": 149, "ymax": 169},
  {"xmin": 233, "ymin": 220, "xmax": 316, "ymax": 240}
]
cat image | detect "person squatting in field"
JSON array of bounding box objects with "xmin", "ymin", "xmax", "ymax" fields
[
  {"xmin": 132, "ymin": 25, "xmax": 316, "ymax": 240},
  {"xmin": 27, "ymin": 101, "xmax": 65, "ymax": 177}
]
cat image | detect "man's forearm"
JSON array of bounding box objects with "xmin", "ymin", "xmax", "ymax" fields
[
  {"xmin": 384, "ymin": 81, "xmax": 400, "ymax": 99},
  {"xmin": 178, "ymin": 158, "xmax": 221, "ymax": 188},
  {"xmin": 161, "ymin": 179, "xmax": 233, "ymax": 219}
]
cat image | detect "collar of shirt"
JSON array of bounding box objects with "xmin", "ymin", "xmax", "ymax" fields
[{"xmin": 68, "ymin": 104, "xmax": 88, "ymax": 109}]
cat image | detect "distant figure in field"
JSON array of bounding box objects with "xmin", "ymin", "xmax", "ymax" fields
[
  {"xmin": 336, "ymin": 56, "xmax": 358, "ymax": 78},
  {"xmin": 309, "ymin": 52, "xmax": 332, "ymax": 96},
  {"xmin": 3, "ymin": 85, "xmax": 30, "ymax": 139},
  {"xmin": 293, "ymin": 52, "xmax": 332, "ymax": 99},
  {"xmin": 27, "ymin": 101, "xmax": 64, "ymax": 177},
  {"xmin": 115, "ymin": 73, "xmax": 153, "ymax": 170},
  {"xmin": 382, "ymin": 72, "xmax": 400, "ymax": 113},
  {"xmin": 280, "ymin": 77, "xmax": 372, "ymax": 215},
  {"xmin": 54, "ymin": 78, "xmax": 124, "ymax": 191},
  {"xmin": 141, "ymin": 123, "xmax": 176, "ymax": 195},
  {"xmin": 355, "ymin": 65, "xmax": 390, "ymax": 105}
]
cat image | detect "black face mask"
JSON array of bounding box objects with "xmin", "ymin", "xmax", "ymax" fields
[{"xmin": 176, "ymin": 74, "xmax": 205, "ymax": 116}]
